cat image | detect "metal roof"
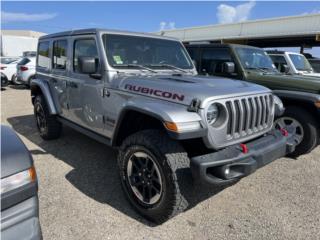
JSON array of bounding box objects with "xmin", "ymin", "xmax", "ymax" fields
[
  {"xmin": 157, "ymin": 14, "xmax": 320, "ymax": 47},
  {"xmin": 40, "ymin": 28, "xmax": 177, "ymax": 41}
]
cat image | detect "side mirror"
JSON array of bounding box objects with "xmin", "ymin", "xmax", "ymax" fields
[
  {"xmin": 280, "ymin": 64, "xmax": 290, "ymax": 74},
  {"xmin": 78, "ymin": 57, "xmax": 97, "ymax": 74},
  {"xmin": 222, "ymin": 62, "xmax": 235, "ymax": 73}
]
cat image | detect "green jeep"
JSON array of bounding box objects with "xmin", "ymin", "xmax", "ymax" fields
[{"xmin": 186, "ymin": 43, "xmax": 320, "ymax": 157}]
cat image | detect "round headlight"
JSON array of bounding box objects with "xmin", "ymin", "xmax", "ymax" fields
[{"xmin": 207, "ymin": 103, "xmax": 219, "ymax": 125}]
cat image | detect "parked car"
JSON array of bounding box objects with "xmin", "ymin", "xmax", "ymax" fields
[
  {"xmin": 31, "ymin": 29, "xmax": 295, "ymax": 223},
  {"xmin": 186, "ymin": 43, "xmax": 320, "ymax": 156},
  {"xmin": 267, "ymin": 50, "xmax": 320, "ymax": 77},
  {"xmin": 1, "ymin": 72, "xmax": 9, "ymax": 88},
  {"xmin": 0, "ymin": 57, "xmax": 20, "ymax": 84},
  {"xmin": 303, "ymin": 53, "xmax": 320, "ymax": 73},
  {"xmin": 16, "ymin": 57, "xmax": 36, "ymax": 87},
  {"xmin": 308, "ymin": 58, "xmax": 320, "ymax": 73},
  {"xmin": 1, "ymin": 125, "xmax": 42, "ymax": 240}
]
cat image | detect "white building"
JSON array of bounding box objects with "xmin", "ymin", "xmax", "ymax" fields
[
  {"xmin": 158, "ymin": 14, "xmax": 320, "ymax": 50},
  {"xmin": 0, "ymin": 30, "xmax": 46, "ymax": 57}
]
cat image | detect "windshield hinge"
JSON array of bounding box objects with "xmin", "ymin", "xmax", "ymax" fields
[{"xmin": 188, "ymin": 98, "xmax": 201, "ymax": 112}]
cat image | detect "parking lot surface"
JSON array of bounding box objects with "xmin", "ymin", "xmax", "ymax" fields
[{"xmin": 1, "ymin": 86, "xmax": 320, "ymax": 240}]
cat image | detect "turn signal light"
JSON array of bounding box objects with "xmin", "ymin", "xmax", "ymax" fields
[
  {"xmin": 164, "ymin": 122, "xmax": 178, "ymax": 132},
  {"xmin": 315, "ymin": 101, "xmax": 320, "ymax": 108},
  {"xmin": 29, "ymin": 166, "xmax": 37, "ymax": 182}
]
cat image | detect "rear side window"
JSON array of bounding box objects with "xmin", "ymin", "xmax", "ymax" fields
[
  {"xmin": 18, "ymin": 58, "xmax": 31, "ymax": 65},
  {"xmin": 53, "ymin": 40, "xmax": 68, "ymax": 70},
  {"xmin": 37, "ymin": 41, "xmax": 50, "ymax": 69},
  {"xmin": 73, "ymin": 39, "xmax": 98, "ymax": 73}
]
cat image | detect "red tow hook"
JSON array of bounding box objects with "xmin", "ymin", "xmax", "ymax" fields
[
  {"xmin": 280, "ymin": 128, "xmax": 289, "ymax": 137},
  {"xmin": 240, "ymin": 143, "xmax": 249, "ymax": 154}
]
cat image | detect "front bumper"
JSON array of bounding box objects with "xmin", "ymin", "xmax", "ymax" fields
[
  {"xmin": 1, "ymin": 196, "xmax": 42, "ymax": 240},
  {"xmin": 191, "ymin": 130, "xmax": 296, "ymax": 184}
]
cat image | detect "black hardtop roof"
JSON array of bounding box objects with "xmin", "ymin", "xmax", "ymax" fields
[
  {"xmin": 184, "ymin": 43, "xmax": 262, "ymax": 50},
  {"xmin": 39, "ymin": 28, "xmax": 176, "ymax": 41},
  {"xmin": 266, "ymin": 50, "xmax": 286, "ymax": 54}
]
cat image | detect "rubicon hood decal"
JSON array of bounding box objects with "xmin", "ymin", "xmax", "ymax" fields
[
  {"xmin": 115, "ymin": 75, "xmax": 270, "ymax": 106},
  {"xmin": 125, "ymin": 84, "xmax": 185, "ymax": 101}
]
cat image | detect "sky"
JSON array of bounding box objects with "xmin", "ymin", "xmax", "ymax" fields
[
  {"xmin": 1, "ymin": 1, "xmax": 320, "ymax": 55},
  {"xmin": 2, "ymin": 1, "xmax": 320, "ymax": 33}
]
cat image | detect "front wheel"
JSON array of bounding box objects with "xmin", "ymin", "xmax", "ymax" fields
[
  {"xmin": 118, "ymin": 130, "xmax": 189, "ymax": 223},
  {"xmin": 274, "ymin": 106, "xmax": 319, "ymax": 157}
]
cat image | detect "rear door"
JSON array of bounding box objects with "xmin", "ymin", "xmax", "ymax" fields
[
  {"xmin": 50, "ymin": 39, "xmax": 70, "ymax": 117},
  {"xmin": 67, "ymin": 35, "xmax": 105, "ymax": 133}
]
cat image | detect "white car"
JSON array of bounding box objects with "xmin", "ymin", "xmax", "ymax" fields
[
  {"xmin": 0, "ymin": 57, "xmax": 20, "ymax": 84},
  {"xmin": 267, "ymin": 50, "xmax": 320, "ymax": 77},
  {"xmin": 16, "ymin": 57, "xmax": 36, "ymax": 87}
]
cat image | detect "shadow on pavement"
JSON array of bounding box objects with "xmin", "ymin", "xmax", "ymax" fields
[
  {"xmin": 7, "ymin": 114, "xmax": 234, "ymax": 226},
  {"xmin": 9, "ymin": 85, "xmax": 28, "ymax": 90}
]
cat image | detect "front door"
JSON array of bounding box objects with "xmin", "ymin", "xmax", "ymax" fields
[{"xmin": 68, "ymin": 36, "xmax": 105, "ymax": 133}]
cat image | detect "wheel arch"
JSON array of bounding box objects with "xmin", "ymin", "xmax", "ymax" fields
[
  {"xmin": 112, "ymin": 107, "xmax": 167, "ymax": 147},
  {"xmin": 274, "ymin": 89, "xmax": 320, "ymax": 126},
  {"xmin": 31, "ymin": 79, "xmax": 58, "ymax": 115}
]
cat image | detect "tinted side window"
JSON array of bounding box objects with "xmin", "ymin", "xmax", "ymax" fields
[
  {"xmin": 200, "ymin": 48, "xmax": 233, "ymax": 76},
  {"xmin": 53, "ymin": 40, "xmax": 68, "ymax": 70},
  {"xmin": 37, "ymin": 41, "xmax": 50, "ymax": 68},
  {"xmin": 73, "ymin": 39, "xmax": 98, "ymax": 73},
  {"xmin": 269, "ymin": 55, "xmax": 287, "ymax": 72}
]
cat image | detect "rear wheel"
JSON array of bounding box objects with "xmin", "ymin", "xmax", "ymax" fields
[
  {"xmin": 34, "ymin": 95, "xmax": 62, "ymax": 140},
  {"xmin": 275, "ymin": 106, "xmax": 319, "ymax": 157},
  {"xmin": 118, "ymin": 130, "xmax": 189, "ymax": 223}
]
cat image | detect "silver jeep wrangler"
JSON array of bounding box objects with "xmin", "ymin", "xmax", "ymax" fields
[{"xmin": 31, "ymin": 29, "xmax": 295, "ymax": 223}]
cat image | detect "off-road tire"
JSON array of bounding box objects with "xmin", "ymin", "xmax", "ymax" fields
[
  {"xmin": 34, "ymin": 95, "xmax": 62, "ymax": 140},
  {"xmin": 282, "ymin": 106, "xmax": 319, "ymax": 157},
  {"xmin": 118, "ymin": 129, "xmax": 189, "ymax": 223}
]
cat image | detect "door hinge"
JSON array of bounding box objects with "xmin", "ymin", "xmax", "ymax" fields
[{"xmin": 102, "ymin": 88, "xmax": 110, "ymax": 98}]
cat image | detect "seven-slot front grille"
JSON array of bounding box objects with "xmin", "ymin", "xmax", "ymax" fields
[{"xmin": 225, "ymin": 94, "xmax": 274, "ymax": 139}]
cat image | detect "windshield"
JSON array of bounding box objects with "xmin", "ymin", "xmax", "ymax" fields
[
  {"xmin": 235, "ymin": 47, "xmax": 276, "ymax": 71},
  {"xmin": 103, "ymin": 34, "xmax": 193, "ymax": 70},
  {"xmin": 289, "ymin": 54, "xmax": 313, "ymax": 71}
]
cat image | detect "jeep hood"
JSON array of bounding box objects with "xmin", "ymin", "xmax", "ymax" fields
[
  {"xmin": 246, "ymin": 71, "xmax": 320, "ymax": 93},
  {"xmin": 115, "ymin": 74, "xmax": 270, "ymax": 106}
]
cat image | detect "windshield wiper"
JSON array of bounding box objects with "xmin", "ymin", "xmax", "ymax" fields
[
  {"xmin": 246, "ymin": 67, "xmax": 270, "ymax": 73},
  {"xmin": 146, "ymin": 64, "xmax": 189, "ymax": 73},
  {"xmin": 113, "ymin": 64, "xmax": 157, "ymax": 73}
]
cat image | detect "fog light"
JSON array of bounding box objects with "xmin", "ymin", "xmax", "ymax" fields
[{"xmin": 225, "ymin": 167, "xmax": 230, "ymax": 176}]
